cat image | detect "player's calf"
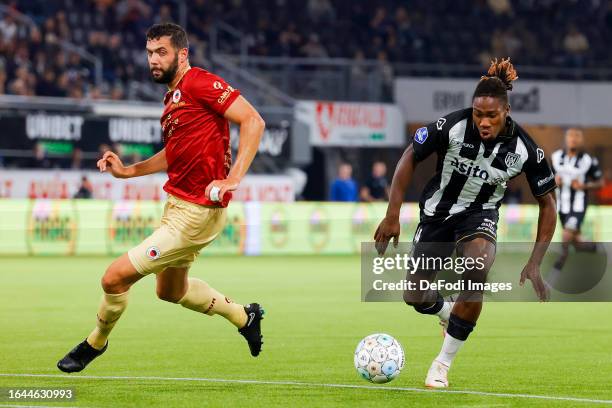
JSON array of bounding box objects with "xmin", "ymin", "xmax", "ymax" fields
[{"xmin": 176, "ymin": 278, "xmax": 265, "ymax": 356}]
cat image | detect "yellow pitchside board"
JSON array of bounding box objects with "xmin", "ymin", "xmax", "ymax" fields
[{"xmin": 0, "ymin": 200, "xmax": 610, "ymax": 256}]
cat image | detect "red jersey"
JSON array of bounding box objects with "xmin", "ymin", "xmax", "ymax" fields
[{"xmin": 160, "ymin": 67, "xmax": 240, "ymax": 207}]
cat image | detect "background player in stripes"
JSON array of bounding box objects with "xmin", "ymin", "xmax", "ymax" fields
[
  {"xmin": 57, "ymin": 23, "xmax": 266, "ymax": 373},
  {"xmin": 374, "ymin": 59, "xmax": 557, "ymax": 388},
  {"xmin": 550, "ymin": 128, "xmax": 603, "ymax": 271}
]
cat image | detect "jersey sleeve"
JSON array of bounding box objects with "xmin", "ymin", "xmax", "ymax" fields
[
  {"xmin": 411, "ymin": 121, "xmax": 447, "ymax": 162},
  {"xmin": 586, "ymin": 157, "xmax": 602, "ymax": 181},
  {"xmin": 524, "ymin": 144, "xmax": 556, "ymax": 197},
  {"xmin": 188, "ymin": 71, "xmax": 241, "ymax": 116}
]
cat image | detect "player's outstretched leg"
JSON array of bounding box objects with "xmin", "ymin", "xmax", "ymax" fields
[
  {"xmin": 425, "ymin": 237, "xmax": 493, "ymax": 388},
  {"xmin": 161, "ymin": 273, "xmax": 265, "ymax": 357},
  {"xmin": 57, "ymin": 254, "xmax": 141, "ymax": 373}
]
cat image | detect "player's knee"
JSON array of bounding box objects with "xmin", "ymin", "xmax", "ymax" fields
[
  {"xmin": 101, "ymin": 272, "xmax": 124, "ymax": 294},
  {"xmin": 101, "ymin": 266, "xmax": 129, "ymax": 294},
  {"xmin": 156, "ymin": 287, "xmax": 183, "ymax": 303}
]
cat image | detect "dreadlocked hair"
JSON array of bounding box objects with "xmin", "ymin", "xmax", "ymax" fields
[{"xmin": 472, "ymin": 58, "xmax": 518, "ymax": 105}]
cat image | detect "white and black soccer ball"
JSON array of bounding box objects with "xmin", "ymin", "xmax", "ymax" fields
[{"xmin": 354, "ymin": 333, "xmax": 405, "ymax": 384}]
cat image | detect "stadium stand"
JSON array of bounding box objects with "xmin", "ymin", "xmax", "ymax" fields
[{"xmin": 1, "ymin": 0, "xmax": 612, "ymax": 100}]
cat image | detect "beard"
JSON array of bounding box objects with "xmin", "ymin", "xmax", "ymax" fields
[{"xmin": 150, "ymin": 55, "xmax": 179, "ymax": 84}]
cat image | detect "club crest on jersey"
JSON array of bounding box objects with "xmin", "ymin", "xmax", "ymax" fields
[
  {"xmin": 536, "ymin": 148, "xmax": 545, "ymax": 163},
  {"xmin": 414, "ymin": 127, "xmax": 428, "ymax": 144},
  {"xmin": 172, "ymin": 89, "xmax": 181, "ymax": 103},
  {"xmin": 146, "ymin": 246, "xmax": 161, "ymax": 260},
  {"xmin": 504, "ymin": 152, "xmax": 520, "ymax": 168}
]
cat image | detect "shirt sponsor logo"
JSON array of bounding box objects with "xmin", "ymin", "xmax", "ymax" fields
[
  {"xmin": 478, "ymin": 219, "xmax": 496, "ymax": 234},
  {"xmin": 450, "ymin": 157, "xmax": 489, "ymax": 180},
  {"xmin": 536, "ymin": 148, "xmax": 545, "ymax": 163},
  {"xmin": 504, "ymin": 152, "xmax": 520, "ymax": 168},
  {"xmin": 213, "ymin": 81, "xmax": 223, "ymax": 90},
  {"xmin": 537, "ymin": 173, "xmax": 554, "ymax": 187},
  {"xmin": 217, "ymin": 85, "xmax": 235, "ymax": 105},
  {"xmin": 414, "ymin": 127, "xmax": 428, "ymax": 144}
]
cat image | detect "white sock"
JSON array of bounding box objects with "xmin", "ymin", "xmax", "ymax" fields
[
  {"xmin": 435, "ymin": 333, "xmax": 465, "ymax": 367},
  {"xmin": 435, "ymin": 301, "xmax": 452, "ymax": 321}
]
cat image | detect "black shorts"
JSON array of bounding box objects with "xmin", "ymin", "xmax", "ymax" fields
[
  {"xmin": 559, "ymin": 212, "xmax": 585, "ymax": 231},
  {"xmin": 411, "ymin": 210, "xmax": 498, "ymax": 264}
]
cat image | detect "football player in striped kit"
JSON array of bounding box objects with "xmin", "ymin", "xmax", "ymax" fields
[
  {"xmin": 550, "ymin": 128, "xmax": 603, "ymax": 271},
  {"xmin": 375, "ymin": 59, "xmax": 557, "ymax": 388}
]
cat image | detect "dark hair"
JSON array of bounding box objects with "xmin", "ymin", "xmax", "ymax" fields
[
  {"xmin": 472, "ymin": 58, "xmax": 518, "ymax": 105},
  {"xmin": 146, "ymin": 23, "xmax": 189, "ymax": 50}
]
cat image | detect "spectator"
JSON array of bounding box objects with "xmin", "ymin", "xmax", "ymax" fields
[
  {"xmin": 563, "ymin": 24, "xmax": 589, "ymax": 66},
  {"xmin": 330, "ymin": 163, "xmax": 358, "ymax": 202},
  {"xmin": 0, "ymin": 64, "xmax": 6, "ymax": 94},
  {"xmin": 360, "ymin": 161, "xmax": 389, "ymax": 202},
  {"xmin": 0, "ymin": 13, "xmax": 17, "ymax": 43},
  {"xmin": 300, "ymin": 34, "xmax": 328, "ymax": 58},
  {"xmin": 71, "ymin": 148, "xmax": 84, "ymax": 169},
  {"xmin": 25, "ymin": 143, "xmax": 53, "ymax": 169},
  {"xmin": 73, "ymin": 176, "xmax": 93, "ymax": 199},
  {"xmin": 307, "ymin": 0, "xmax": 335, "ymax": 23},
  {"xmin": 487, "ymin": 0, "xmax": 512, "ymax": 16}
]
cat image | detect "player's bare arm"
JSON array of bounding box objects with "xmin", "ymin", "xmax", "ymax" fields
[
  {"xmin": 205, "ymin": 95, "xmax": 265, "ymax": 201},
  {"xmin": 97, "ymin": 148, "xmax": 167, "ymax": 179},
  {"xmin": 374, "ymin": 144, "xmax": 417, "ymax": 255},
  {"xmin": 520, "ymin": 191, "xmax": 556, "ymax": 301},
  {"xmin": 571, "ymin": 178, "xmax": 604, "ymax": 191}
]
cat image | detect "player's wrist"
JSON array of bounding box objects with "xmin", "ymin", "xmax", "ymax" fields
[
  {"xmin": 384, "ymin": 212, "xmax": 400, "ymax": 222},
  {"xmin": 526, "ymin": 257, "xmax": 542, "ymax": 267},
  {"xmin": 123, "ymin": 166, "xmax": 136, "ymax": 178},
  {"xmin": 225, "ymin": 174, "xmax": 242, "ymax": 185}
]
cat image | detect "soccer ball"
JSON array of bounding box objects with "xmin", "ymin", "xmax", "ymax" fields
[{"xmin": 354, "ymin": 333, "xmax": 405, "ymax": 384}]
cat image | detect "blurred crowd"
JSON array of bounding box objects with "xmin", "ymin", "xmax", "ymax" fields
[
  {"xmin": 233, "ymin": 0, "xmax": 612, "ymax": 69},
  {"xmin": 330, "ymin": 161, "xmax": 390, "ymax": 203},
  {"xmin": 0, "ymin": 0, "xmax": 611, "ymax": 100}
]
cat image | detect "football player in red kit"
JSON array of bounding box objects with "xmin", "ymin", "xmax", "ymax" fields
[{"xmin": 58, "ymin": 23, "xmax": 266, "ymax": 372}]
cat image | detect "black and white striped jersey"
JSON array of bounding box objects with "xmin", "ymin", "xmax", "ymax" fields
[
  {"xmin": 551, "ymin": 149, "xmax": 601, "ymax": 214},
  {"xmin": 412, "ymin": 108, "xmax": 556, "ymax": 221}
]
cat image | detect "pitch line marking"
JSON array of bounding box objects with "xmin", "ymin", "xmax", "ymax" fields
[{"xmin": 0, "ymin": 373, "xmax": 611, "ymax": 405}]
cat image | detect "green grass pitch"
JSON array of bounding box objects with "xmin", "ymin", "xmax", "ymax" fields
[{"xmin": 1, "ymin": 255, "xmax": 611, "ymax": 407}]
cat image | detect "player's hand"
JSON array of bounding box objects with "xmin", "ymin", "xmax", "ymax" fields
[
  {"xmin": 554, "ymin": 175, "xmax": 562, "ymax": 186},
  {"xmin": 96, "ymin": 151, "xmax": 131, "ymax": 178},
  {"xmin": 205, "ymin": 177, "xmax": 240, "ymax": 202},
  {"xmin": 374, "ymin": 216, "xmax": 400, "ymax": 255},
  {"xmin": 571, "ymin": 179, "xmax": 585, "ymax": 190},
  {"xmin": 519, "ymin": 261, "xmax": 550, "ymax": 301}
]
